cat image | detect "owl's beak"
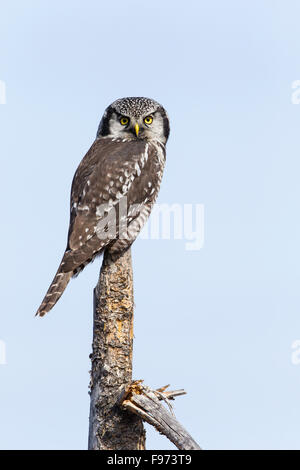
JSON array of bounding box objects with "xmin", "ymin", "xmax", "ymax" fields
[{"xmin": 134, "ymin": 123, "xmax": 139, "ymax": 137}]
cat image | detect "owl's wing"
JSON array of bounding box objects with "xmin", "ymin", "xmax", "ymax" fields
[
  {"xmin": 61, "ymin": 137, "xmax": 149, "ymax": 272},
  {"xmin": 36, "ymin": 137, "xmax": 164, "ymax": 317}
]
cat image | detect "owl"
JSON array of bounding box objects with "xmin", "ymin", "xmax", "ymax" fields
[{"xmin": 36, "ymin": 97, "xmax": 170, "ymax": 317}]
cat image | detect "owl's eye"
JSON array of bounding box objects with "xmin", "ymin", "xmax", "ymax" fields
[
  {"xmin": 120, "ymin": 117, "xmax": 129, "ymax": 126},
  {"xmin": 144, "ymin": 116, "xmax": 153, "ymax": 125}
]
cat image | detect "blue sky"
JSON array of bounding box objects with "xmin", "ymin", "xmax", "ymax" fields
[{"xmin": 1, "ymin": 0, "xmax": 300, "ymax": 450}]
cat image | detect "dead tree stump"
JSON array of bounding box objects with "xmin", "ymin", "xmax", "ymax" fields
[{"xmin": 88, "ymin": 248, "xmax": 145, "ymax": 450}]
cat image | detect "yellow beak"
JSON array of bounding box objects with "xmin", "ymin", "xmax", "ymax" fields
[{"xmin": 134, "ymin": 123, "xmax": 139, "ymax": 137}]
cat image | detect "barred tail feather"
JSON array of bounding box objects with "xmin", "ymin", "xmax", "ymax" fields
[{"xmin": 35, "ymin": 267, "xmax": 73, "ymax": 317}]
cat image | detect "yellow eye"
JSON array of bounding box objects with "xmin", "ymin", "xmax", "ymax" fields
[
  {"xmin": 144, "ymin": 116, "xmax": 153, "ymax": 125},
  {"xmin": 120, "ymin": 117, "xmax": 129, "ymax": 126}
]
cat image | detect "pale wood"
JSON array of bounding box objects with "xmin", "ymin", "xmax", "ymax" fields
[{"xmin": 121, "ymin": 382, "xmax": 201, "ymax": 451}]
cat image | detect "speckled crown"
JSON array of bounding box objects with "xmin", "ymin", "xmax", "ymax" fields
[{"xmin": 111, "ymin": 97, "xmax": 161, "ymax": 118}]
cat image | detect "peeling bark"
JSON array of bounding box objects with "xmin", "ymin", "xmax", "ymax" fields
[{"xmin": 88, "ymin": 249, "xmax": 145, "ymax": 450}]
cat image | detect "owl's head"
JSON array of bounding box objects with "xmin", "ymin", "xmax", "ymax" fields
[{"xmin": 97, "ymin": 97, "xmax": 170, "ymax": 145}]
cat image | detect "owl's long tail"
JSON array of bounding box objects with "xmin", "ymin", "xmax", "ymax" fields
[
  {"xmin": 35, "ymin": 264, "xmax": 73, "ymax": 317},
  {"xmin": 36, "ymin": 237, "xmax": 106, "ymax": 316}
]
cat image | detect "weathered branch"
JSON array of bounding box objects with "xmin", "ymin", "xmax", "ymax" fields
[
  {"xmin": 120, "ymin": 381, "xmax": 202, "ymax": 450},
  {"xmin": 88, "ymin": 249, "xmax": 145, "ymax": 450}
]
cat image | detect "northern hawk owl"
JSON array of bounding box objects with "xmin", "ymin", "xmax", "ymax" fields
[{"xmin": 36, "ymin": 97, "xmax": 170, "ymax": 317}]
